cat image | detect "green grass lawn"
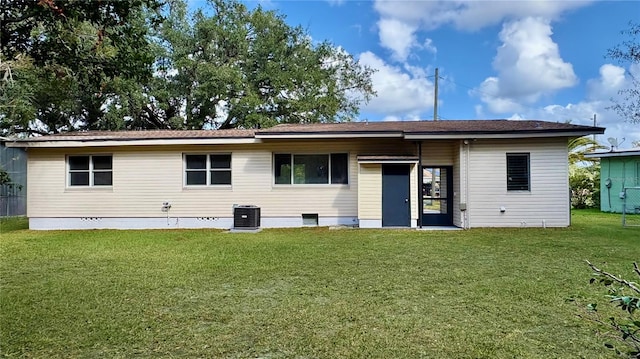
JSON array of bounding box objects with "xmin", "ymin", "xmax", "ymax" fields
[{"xmin": 1, "ymin": 211, "xmax": 638, "ymax": 358}]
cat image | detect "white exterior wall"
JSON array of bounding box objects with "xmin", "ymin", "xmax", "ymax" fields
[
  {"xmin": 25, "ymin": 136, "xmax": 571, "ymax": 229},
  {"xmin": 27, "ymin": 139, "xmax": 415, "ymax": 229},
  {"xmin": 465, "ymin": 138, "xmax": 569, "ymax": 227}
]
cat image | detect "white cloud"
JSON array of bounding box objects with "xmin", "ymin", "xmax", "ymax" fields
[
  {"xmin": 505, "ymin": 63, "xmax": 640, "ymax": 149},
  {"xmin": 326, "ymin": 0, "xmax": 344, "ymax": 6},
  {"xmin": 474, "ymin": 17, "xmax": 577, "ymax": 113},
  {"xmin": 373, "ymin": 0, "xmax": 592, "ymax": 31},
  {"xmin": 358, "ymin": 51, "xmax": 434, "ymax": 116},
  {"xmin": 587, "ymin": 64, "xmax": 627, "ymax": 101},
  {"xmin": 423, "ymin": 38, "xmax": 437, "ymax": 54},
  {"xmin": 372, "ymin": 0, "xmax": 592, "ymax": 62},
  {"xmin": 377, "ymin": 18, "xmax": 419, "ymax": 62}
]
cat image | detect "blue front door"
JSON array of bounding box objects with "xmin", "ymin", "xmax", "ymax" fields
[{"xmin": 382, "ymin": 164, "xmax": 411, "ymax": 227}]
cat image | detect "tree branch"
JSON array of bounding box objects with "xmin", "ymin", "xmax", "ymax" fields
[{"xmin": 586, "ymin": 260, "xmax": 640, "ymax": 294}]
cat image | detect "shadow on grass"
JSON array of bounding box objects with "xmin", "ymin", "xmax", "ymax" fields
[{"xmin": 0, "ymin": 216, "xmax": 28, "ymax": 233}]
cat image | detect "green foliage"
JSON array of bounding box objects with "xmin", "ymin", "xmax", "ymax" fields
[
  {"xmin": 568, "ymin": 136, "xmax": 607, "ymax": 166},
  {"xmin": 570, "ymin": 164, "xmax": 600, "ymax": 209},
  {"xmin": 144, "ymin": 0, "xmax": 375, "ymax": 129},
  {"xmin": 1, "ymin": 0, "xmax": 375, "ymax": 134},
  {"xmin": 0, "ymin": 0, "xmax": 164, "ymax": 135},
  {"xmin": 585, "ymin": 261, "xmax": 640, "ymax": 358},
  {"xmin": 568, "ymin": 136, "xmax": 605, "ymax": 209},
  {"xmin": 0, "ymin": 165, "xmax": 23, "ymax": 191},
  {"xmin": 0, "ymin": 216, "xmax": 28, "ymax": 232},
  {"xmin": 607, "ymin": 21, "xmax": 640, "ymax": 124}
]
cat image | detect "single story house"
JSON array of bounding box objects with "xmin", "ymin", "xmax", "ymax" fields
[
  {"xmin": 585, "ymin": 147, "xmax": 640, "ymax": 213},
  {"xmin": 6, "ymin": 120, "xmax": 603, "ymax": 230}
]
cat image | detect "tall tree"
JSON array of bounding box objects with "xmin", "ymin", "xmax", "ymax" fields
[
  {"xmin": 146, "ymin": 0, "xmax": 375, "ymax": 130},
  {"xmin": 0, "ymin": 0, "xmax": 163, "ymax": 135},
  {"xmin": 607, "ymin": 21, "xmax": 640, "ymax": 124}
]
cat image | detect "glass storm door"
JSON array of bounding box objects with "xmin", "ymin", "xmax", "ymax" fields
[{"xmin": 422, "ymin": 166, "xmax": 453, "ymax": 226}]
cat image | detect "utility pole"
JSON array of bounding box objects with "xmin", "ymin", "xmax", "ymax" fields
[
  {"xmin": 433, "ymin": 67, "xmax": 439, "ymax": 121},
  {"xmin": 593, "ymin": 114, "xmax": 596, "ymax": 142}
]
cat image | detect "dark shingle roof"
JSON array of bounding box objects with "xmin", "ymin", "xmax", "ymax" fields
[
  {"xmin": 23, "ymin": 129, "xmax": 255, "ymax": 142},
  {"xmin": 258, "ymin": 120, "xmax": 601, "ymax": 135},
  {"xmin": 10, "ymin": 119, "xmax": 604, "ymax": 144}
]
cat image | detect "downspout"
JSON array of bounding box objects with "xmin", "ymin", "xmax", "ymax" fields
[
  {"xmin": 417, "ymin": 141, "xmax": 423, "ymax": 229},
  {"xmin": 465, "ymin": 140, "xmax": 470, "ymax": 229}
]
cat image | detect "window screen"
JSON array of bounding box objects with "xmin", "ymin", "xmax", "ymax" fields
[{"xmin": 506, "ymin": 153, "xmax": 530, "ymax": 191}]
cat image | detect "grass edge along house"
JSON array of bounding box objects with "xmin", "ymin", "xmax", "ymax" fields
[{"xmin": 6, "ymin": 120, "xmax": 603, "ymax": 230}]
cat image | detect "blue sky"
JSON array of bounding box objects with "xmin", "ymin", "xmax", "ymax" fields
[{"xmin": 193, "ymin": 0, "xmax": 640, "ymax": 148}]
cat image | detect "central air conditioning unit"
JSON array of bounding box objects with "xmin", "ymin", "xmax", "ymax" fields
[{"xmin": 233, "ymin": 205, "xmax": 261, "ymax": 229}]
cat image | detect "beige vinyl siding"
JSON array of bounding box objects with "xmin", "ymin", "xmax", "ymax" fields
[
  {"xmin": 421, "ymin": 141, "xmax": 455, "ymax": 165},
  {"xmin": 358, "ymin": 164, "xmax": 382, "ymax": 220},
  {"xmin": 28, "ymin": 139, "xmax": 415, "ymax": 219},
  {"xmin": 466, "ymin": 138, "xmax": 569, "ymax": 227}
]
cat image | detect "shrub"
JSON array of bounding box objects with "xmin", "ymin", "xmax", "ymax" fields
[{"xmin": 570, "ymin": 165, "xmax": 600, "ymax": 209}]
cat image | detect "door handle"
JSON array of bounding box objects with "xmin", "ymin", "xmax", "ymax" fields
[{"xmin": 404, "ymin": 198, "xmax": 409, "ymax": 203}]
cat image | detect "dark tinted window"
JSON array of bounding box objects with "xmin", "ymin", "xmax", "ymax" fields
[
  {"xmin": 186, "ymin": 171, "xmax": 207, "ymax": 185},
  {"xmin": 69, "ymin": 156, "xmax": 89, "ymax": 170},
  {"xmin": 211, "ymin": 171, "xmax": 231, "ymax": 185},
  {"xmin": 330, "ymin": 153, "xmax": 348, "ymax": 184},
  {"xmin": 210, "ymin": 154, "xmax": 231, "ymax": 169},
  {"xmin": 186, "ymin": 155, "xmax": 207, "ymax": 169},
  {"xmin": 507, "ymin": 153, "xmax": 530, "ymax": 191},
  {"xmin": 274, "ymin": 154, "xmax": 292, "ymax": 184},
  {"xmin": 92, "ymin": 156, "xmax": 112, "ymax": 170},
  {"xmin": 70, "ymin": 172, "xmax": 90, "ymax": 186}
]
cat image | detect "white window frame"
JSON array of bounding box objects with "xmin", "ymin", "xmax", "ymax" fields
[
  {"xmin": 67, "ymin": 154, "xmax": 113, "ymax": 187},
  {"xmin": 183, "ymin": 153, "xmax": 232, "ymax": 187},
  {"xmin": 273, "ymin": 153, "xmax": 349, "ymax": 186}
]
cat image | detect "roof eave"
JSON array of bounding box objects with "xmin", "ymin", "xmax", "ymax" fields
[
  {"xmin": 255, "ymin": 132, "xmax": 404, "ymax": 139},
  {"xmin": 585, "ymin": 151, "xmax": 640, "ymax": 158},
  {"xmin": 404, "ymin": 130, "xmax": 603, "ymax": 140},
  {"xmin": 6, "ymin": 137, "xmax": 260, "ymax": 148}
]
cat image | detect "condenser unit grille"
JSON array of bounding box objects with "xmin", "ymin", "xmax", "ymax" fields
[{"xmin": 233, "ymin": 205, "xmax": 260, "ymax": 229}]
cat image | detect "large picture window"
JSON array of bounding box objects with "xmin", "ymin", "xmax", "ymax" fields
[
  {"xmin": 184, "ymin": 154, "xmax": 232, "ymax": 186},
  {"xmin": 506, "ymin": 153, "xmax": 530, "ymax": 191},
  {"xmin": 68, "ymin": 155, "xmax": 113, "ymax": 187},
  {"xmin": 274, "ymin": 153, "xmax": 348, "ymax": 185}
]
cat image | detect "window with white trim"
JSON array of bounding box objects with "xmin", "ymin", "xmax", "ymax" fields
[
  {"xmin": 506, "ymin": 153, "xmax": 530, "ymax": 191},
  {"xmin": 68, "ymin": 155, "xmax": 113, "ymax": 186},
  {"xmin": 184, "ymin": 154, "xmax": 232, "ymax": 186},
  {"xmin": 274, "ymin": 153, "xmax": 348, "ymax": 185}
]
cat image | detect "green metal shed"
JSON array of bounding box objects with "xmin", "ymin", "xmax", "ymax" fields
[{"xmin": 586, "ymin": 148, "xmax": 640, "ymax": 213}]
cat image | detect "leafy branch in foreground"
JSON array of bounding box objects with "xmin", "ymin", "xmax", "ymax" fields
[{"xmin": 582, "ymin": 260, "xmax": 640, "ymax": 358}]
